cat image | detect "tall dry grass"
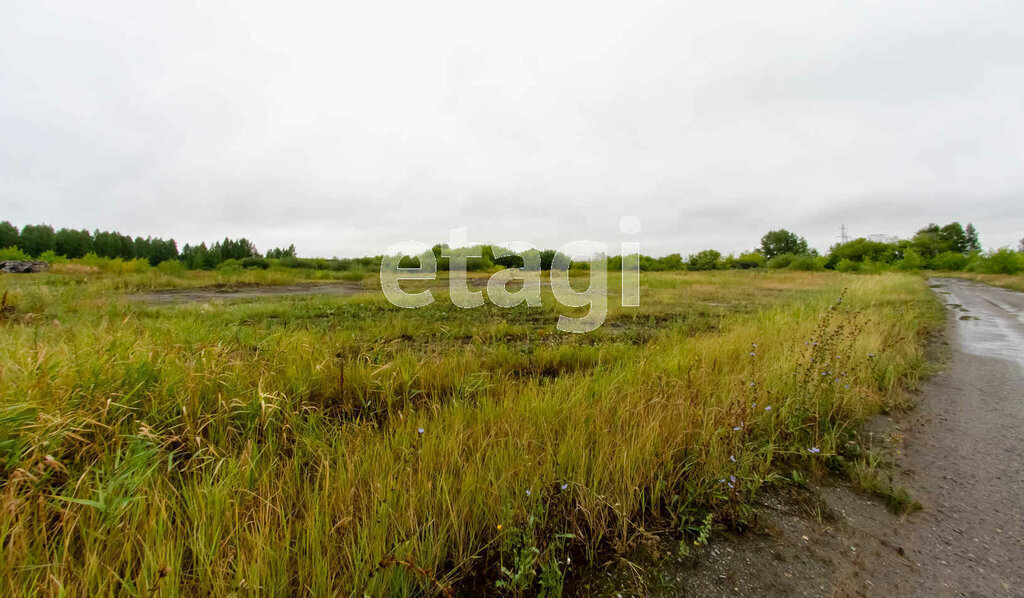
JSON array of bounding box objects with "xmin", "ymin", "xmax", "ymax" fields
[{"xmin": 0, "ymin": 270, "xmax": 941, "ymax": 596}]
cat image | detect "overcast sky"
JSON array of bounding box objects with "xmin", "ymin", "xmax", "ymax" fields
[{"xmin": 2, "ymin": 0, "xmax": 1022, "ymax": 257}]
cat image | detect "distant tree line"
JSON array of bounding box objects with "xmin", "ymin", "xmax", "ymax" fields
[
  {"xmin": 2, "ymin": 219, "xmax": 1021, "ymax": 275},
  {"xmin": 665, "ymin": 222, "xmax": 1021, "ymax": 274},
  {"xmin": 422, "ymin": 244, "xmax": 574, "ymax": 271},
  {"xmin": 0, "ymin": 221, "xmax": 298, "ymax": 270},
  {"xmin": 1, "ymin": 221, "xmax": 179, "ymax": 265}
]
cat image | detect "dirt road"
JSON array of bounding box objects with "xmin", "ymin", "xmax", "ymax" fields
[
  {"xmin": 866, "ymin": 277, "xmax": 1024, "ymax": 595},
  {"xmin": 601, "ymin": 277, "xmax": 1024, "ymax": 596}
]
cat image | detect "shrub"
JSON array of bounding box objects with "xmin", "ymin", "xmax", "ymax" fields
[
  {"xmin": 973, "ymin": 248, "xmax": 1024, "ymax": 274},
  {"xmin": 217, "ymin": 259, "xmax": 244, "ymax": 274},
  {"xmin": 0, "ymin": 246, "xmax": 31, "ymax": 261},
  {"xmin": 767, "ymin": 253, "xmax": 796, "ymax": 269},
  {"xmin": 787, "ymin": 255, "xmax": 826, "ymax": 271},
  {"xmin": 827, "ymin": 238, "xmax": 899, "ymax": 268},
  {"xmin": 835, "ymin": 258, "xmax": 861, "ymax": 273},
  {"xmin": 157, "ymin": 260, "xmax": 187, "ymax": 276},
  {"xmin": 895, "ymin": 249, "xmax": 926, "ymax": 271},
  {"xmin": 732, "ymin": 251, "xmax": 766, "ymax": 269},
  {"xmin": 38, "ymin": 250, "xmax": 68, "ymax": 265},
  {"xmin": 928, "ymin": 251, "xmax": 968, "ymax": 271},
  {"xmin": 78, "ymin": 253, "xmax": 152, "ymax": 274},
  {"xmin": 241, "ymin": 257, "xmax": 269, "ymax": 269}
]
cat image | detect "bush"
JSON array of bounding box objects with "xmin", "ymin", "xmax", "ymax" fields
[
  {"xmin": 733, "ymin": 251, "xmax": 766, "ymax": 269},
  {"xmin": 767, "ymin": 253, "xmax": 796, "ymax": 269},
  {"xmin": 787, "ymin": 255, "xmax": 826, "ymax": 271},
  {"xmin": 0, "ymin": 246, "xmax": 31, "ymax": 261},
  {"xmin": 241, "ymin": 257, "xmax": 269, "ymax": 269},
  {"xmin": 78, "ymin": 253, "xmax": 152, "ymax": 274},
  {"xmin": 216, "ymin": 259, "xmax": 244, "ymax": 274},
  {"xmin": 38, "ymin": 250, "xmax": 68, "ymax": 265},
  {"xmin": 859, "ymin": 257, "xmax": 890, "ymax": 274},
  {"xmin": 826, "ymin": 238, "xmax": 899, "ymax": 268},
  {"xmin": 895, "ymin": 249, "xmax": 926, "ymax": 271},
  {"xmin": 972, "ymin": 248, "xmax": 1024, "ymax": 274},
  {"xmin": 157, "ymin": 260, "xmax": 187, "ymax": 276},
  {"xmin": 835, "ymin": 258, "xmax": 861, "ymax": 273},
  {"xmin": 929, "ymin": 251, "xmax": 968, "ymax": 271}
]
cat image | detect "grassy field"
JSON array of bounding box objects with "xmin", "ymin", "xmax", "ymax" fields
[{"xmin": 0, "ymin": 269, "xmax": 942, "ymax": 596}]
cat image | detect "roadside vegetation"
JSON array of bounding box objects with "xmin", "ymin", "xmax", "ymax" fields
[{"xmin": 0, "ymin": 268, "xmax": 943, "ymax": 596}]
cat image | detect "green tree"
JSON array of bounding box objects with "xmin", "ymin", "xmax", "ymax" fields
[
  {"xmin": 687, "ymin": 249, "xmax": 721, "ymax": 271},
  {"xmin": 17, "ymin": 224, "xmax": 56, "ymax": 257},
  {"xmin": 133, "ymin": 236, "xmax": 152, "ymax": 262},
  {"xmin": 826, "ymin": 238, "xmax": 899, "ymax": 268},
  {"xmin": 92, "ymin": 230, "xmax": 136, "ymax": 259},
  {"xmin": 181, "ymin": 243, "xmax": 219, "ymax": 270},
  {"xmin": 266, "ymin": 244, "xmax": 297, "ymax": 259},
  {"xmin": 0, "ymin": 221, "xmax": 19, "ymax": 249},
  {"xmin": 938, "ymin": 222, "xmax": 968, "ymax": 254},
  {"xmin": 965, "ymin": 223, "xmax": 981, "ymax": 252},
  {"xmin": 539, "ymin": 249, "xmax": 557, "ymax": 271},
  {"xmin": 910, "ymin": 224, "xmax": 944, "ymax": 258},
  {"xmin": 212, "ymin": 238, "xmax": 259, "ymax": 262},
  {"xmin": 760, "ymin": 229, "xmax": 809, "ymax": 259},
  {"xmin": 132, "ymin": 236, "xmax": 178, "ymax": 265},
  {"xmin": 54, "ymin": 228, "xmax": 94, "ymax": 258},
  {"xmin": 152, "ymin": 238, "xmax": 179, "ymax": 265},
  {"xmin": 92, "ymin": 231, "xmax": 118, "ymax": 258},
  {"xmin": 658, "ymin": 253, "xmax": 685, "ymax": 270}
]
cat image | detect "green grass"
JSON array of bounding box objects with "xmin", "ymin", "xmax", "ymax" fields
[{"xmin": 0, "ymin": 270, "xmax": 942, "ymax": 596}]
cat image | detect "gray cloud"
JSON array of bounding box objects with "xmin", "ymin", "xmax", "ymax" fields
[{"xmin": 2, "ymin": 0, "xmax": 1022, "ymax": 257}]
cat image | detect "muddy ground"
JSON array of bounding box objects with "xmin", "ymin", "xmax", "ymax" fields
[
  {"xmin": 573, "ymin": 277, "xmax": 1024, "ymax": 597},
  {"xmin": 128, "ymin": 281, "xmax": 369, "ymax": 304},
  {"xmin": 127, "ymin": 277, "xmax": 541, "ymax": 304}
]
